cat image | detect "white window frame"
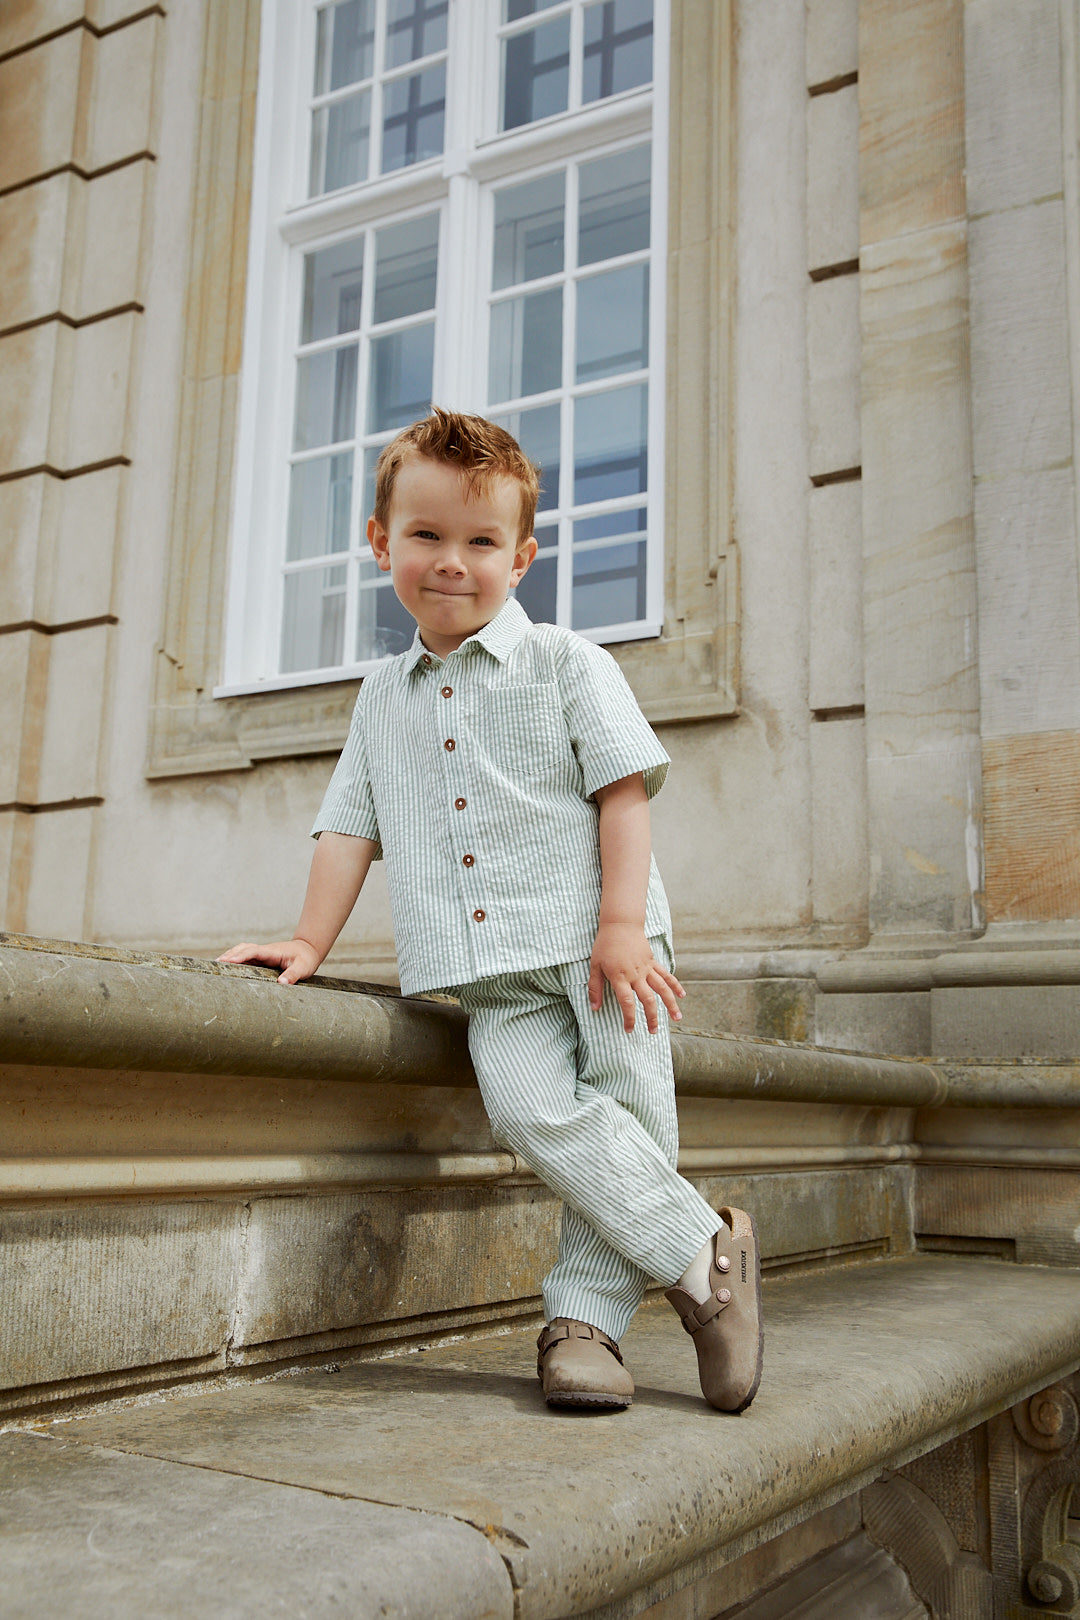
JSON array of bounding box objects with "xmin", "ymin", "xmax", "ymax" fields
[{"xmin": 219, "ymin": 0, "xmax": 669, "ymax": 697}]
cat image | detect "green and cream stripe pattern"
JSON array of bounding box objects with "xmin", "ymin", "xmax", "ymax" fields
[{"xmin": 458, "ymin": 955, "xmax": 722, "ymax": 1342}]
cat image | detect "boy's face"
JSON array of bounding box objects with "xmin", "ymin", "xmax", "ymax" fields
[{"xmin": 368, "ymin": 454, "xmax": 537, "ymax": 658}]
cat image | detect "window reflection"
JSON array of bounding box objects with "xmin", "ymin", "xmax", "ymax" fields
[
  {"xmin": 302, "ymin": 239, "xmax": 364, "ymax": 343},
  {"xmin": 385, "ymin": 0, "xmax": 448, "ymax": 69},
  {"xmin": 281, "ymin": 565, "xmax": 347, "ymax": 671},
  {"xmin": 368, "ymin": 324, "xmax": 435, "ymax": 431},
  {"xmin": 294, "ymin": 346, "xmax": 359, "ymax": 452},
  {"xmin": 576, "ymin": 264, "xmax": 648, "ymax": 381},
  {"xmin": 574, "ymin": 384, "xmax": 648, "ymax": 503},
  {"xmin": 493, "ymin": 173, "xmax": 565, "ymax": 290},
  {"xmin": 489, "ymin": 289, "xmax": 563, "ymax": 402},
  {"xmin": 287, "ymin": 454, "xmax": 353, "ymax": 561},
  {"xmin": 374, "ymin": 216, "xmax": 439, "ymax": 322},
  {"xmin": 381, "ymin": 64, "xmax": 446, "ymax": 173},
  {"xmin": 502, "ymin": 16, "xmax": 571, "ymax": 130},
  {"xmin": 582, "ymin": 0, "xmax": 652, "ymax": 103}
]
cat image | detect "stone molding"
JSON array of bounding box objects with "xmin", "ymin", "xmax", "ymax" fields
[{"xmin": 145, "ymin": 0, "xmax": 739, "ymax": 780}]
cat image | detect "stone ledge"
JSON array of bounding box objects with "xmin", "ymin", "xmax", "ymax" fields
[
  {"xmin": 7, "ymin": 1256, "xmax": 1080, "ymax": 1620},
  {"xmin": 7, "ymin": 935, "xmax": 1080, "ymax": 1107}
]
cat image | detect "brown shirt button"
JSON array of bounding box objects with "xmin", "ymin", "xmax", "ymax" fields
[
  {"xmin": 473, "ymin": 909, "xmax": 486, "ymax": 922},
  {"xmin": 462, "ymin": 853, "xmax": 475, "ymax": 867},
  {"xmin": 422, "ymin": 655, "xmax": 432, "ymax": 667},
  {"xmin": 454, "ymin": 797, "xmax": 467, "ymax": 811},
  {"xmin": 444, "ymin": 738, "xmax": 456, "ymax": 751},
  {"xmin": 441, "ymin": 685, "xmax": 453, "ymax": 698}
]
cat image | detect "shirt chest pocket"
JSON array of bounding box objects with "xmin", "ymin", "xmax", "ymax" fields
[{"xmin": 465, "ymin": 684, "xmax": 570, "ymax": 779}]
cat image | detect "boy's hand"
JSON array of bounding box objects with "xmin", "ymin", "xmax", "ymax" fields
[
  {"xmin": 216, "ymin": 939, "xmax": 322, "ymax": 986},
  {"xmin": 588, "ymin": 922, "xmax": 685, "ymax": 1034}
]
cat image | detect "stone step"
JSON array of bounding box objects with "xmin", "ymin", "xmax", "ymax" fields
[{"xmin": 5, "ymin": 1255, "xmax": 1080, "ymax": 1620}]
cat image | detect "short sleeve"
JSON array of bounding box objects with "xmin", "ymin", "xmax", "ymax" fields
[
  {"xmin": 558, "ymin": 637, "xmax": 670, "ymax": 800},
  {"xmin": 310, "ymin": 690, "xmax": 383, "ymax": 854}
]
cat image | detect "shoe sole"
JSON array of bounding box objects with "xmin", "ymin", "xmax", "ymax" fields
[{"xmin": 544, "ymin": 1391, "xmax": 633, "ymax": 1408}]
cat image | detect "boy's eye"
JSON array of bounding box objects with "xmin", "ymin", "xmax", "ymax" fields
[
  {"xmin": 416, "ymin": 529, "xmax": 439, "ymax": 540},
  {"xmin": 471, "ymin": 536, "xmax": 495, "ymax": 547}
]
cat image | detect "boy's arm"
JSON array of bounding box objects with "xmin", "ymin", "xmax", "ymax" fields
[
  {"xmin": 218, "ymin": 831, "xmax": 378, "ymax": 985},
  {"xmin": 588, "ymin": 773, "xmax": 685, "ymax": 1034}
]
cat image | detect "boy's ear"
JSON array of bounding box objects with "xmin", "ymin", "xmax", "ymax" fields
[
  {"xmin": 511, "ymin": 535, "xmax": 538, "ymax": 585},
  {"xmin": 368, "ymin": 515, "xmax": 392, "ymax": 573}
]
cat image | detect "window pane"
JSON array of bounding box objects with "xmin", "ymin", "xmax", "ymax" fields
[
  {"xmin": 514, "ymin": 532, "xmax": 558, "ymax": 623},
  {"xmin": 574, "ymin": 383, "xmax": 647, "ymax": 502},
  {"xmin": 576, "ymin": 264, "xmax": 648, "ymax": 381},
  {"xmin": 493, "ymin": 173, "xmax": 565, "ymax": 290},
  {"xmin": 286, "ymin": 453, "xmax": 353, "ymax": 560},
  {"xmin": 314, "ymin": 1, "xmax": 375, "ymax": 94},
  {"xmin": 381, "ymin": 63, "xmax": 446, "ymax": 173},
  {"xmin": 573, "ymin": 505, "xmax": 646, "ymax": 544},
  {"xmin": 368, "ymin": 322, "xmax": 435, "ymax": 430},
  {"xmin": 385, "ymin": 0, "xmax": 448, "ymax": 68},
  {"xmin": 492, "ymin": 403, "xmax": 561, "ymax": 510},
  {"xmin": 502, "ymin": 17, "xmax": 570, "ymax": 131},
  {"xmin": 294, "ymin": 345, "xmax": 358, "ymax": 451},
  {"xmin": 578, "ymin": 145, "xmax": 650, "ymax": 265},
  {"xmin": 302, "ymin": 239, "xmax": 364, "ymax": 343},
  {"xmin": 281, "ymin": 564, "xmax": 347, "ymax": 671},
  {"xmin": 503, "ymin": 0, "xmax": 563, "ymax": 19},
  {"xmin": 582, "ymin": 0, "xmax": 652, "ymax": 104},
  {"xmin": 373, "ymin": 215, "xmax": 439, "ymax": 322},
  {"xmin": 311, "ymin": 90, "xmax": 371, "ymax": 196},
  {"xmin": 572, "ymin": 537, "xmax": 646, "ymax": 628},
  {"xmin": 356, "ymin": 580, "xmax": 416, "ymax": 659},
  {"xmin": 489, "ymin": 288, "xmax": 563, "ymax": 402}
]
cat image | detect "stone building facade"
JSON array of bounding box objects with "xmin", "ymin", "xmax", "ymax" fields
[{"xmin": 4, "ymin": 0, "xmax": 1080, "ymax": 1058}]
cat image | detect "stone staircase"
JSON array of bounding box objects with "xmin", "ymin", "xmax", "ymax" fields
[{"xmin": 3, "ymin": 934, "xmax": 1080, "ymax": 1617}]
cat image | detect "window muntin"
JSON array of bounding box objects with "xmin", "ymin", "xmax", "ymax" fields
[
  {"xmin": 309, "ymin": 0, "xmax": 448, "ymax": 195},
  {"xmin": 488, "ymin": 141, "xmax": 652, "ymax": 637},
  {"xmin": 282, "ymin": 210, "xmax": 439, "ymax": 670},
  {"xmin": 223, "ymin": 0, "xmax": 663, "ymax": 692},
  {"xmin": 499, "ymin": 0, "xmax": 653, "ymax": 132}
]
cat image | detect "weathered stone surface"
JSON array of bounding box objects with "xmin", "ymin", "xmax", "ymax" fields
[
  {"xmin": 33, "ymin": 624, "xmax": 109, "ymax": 803},
  {"xmin": 713, "ymin": 1533, "xmax": 928, "ymax": 1619},
  {"xmin": 807, "ymin": 85, "xmax": 860, "ymax": 271},
  {"xmin": 858, "ymin": 0, "xmax": 965, "ymax": 247},
  {"xmin": 808, "ymin": 274, "xmax": 861, "ymax": 476},
  {"xmin": 932, "ymin": 984, "xmax": 1080, "ymax": 1062},
  {"xmin": 810, "ymin": 716, "xmax": 868, "ymax": 926},
  {"xmin": 982, "ymin": 732, "xmax": 1080, "ymax": 923},
  {"xmin": 915, "ymin": 1166, "xmax": 1080, "ymax": 1267},
  {"xmin": 808, "ymin": 477, "xmax": 864, "ymax": 712},
  {"xmin": 41, "ymin": 1260, "xmax": 1080, "ymax": 1620},
  {"xmin": 815, "ymin": 991, "xmax": 931, "ymax": 1057},
  {"xmin": 806, "ymin": 0, "xmax": 858, "ymax": 89},
  {"xmin": 231, "ymin": 1184, "xmax": 560, "ymax": 1353},
  {"xmin": 0, "ymin": 1432, "xmax": 514, "ymax": 1620},
  {"xmin": 964, "ymin": 0, "xmax": 1064, "ymax": 217},
  {"xmin": 969, "ymin": 202, "xmax": 1072, "ymax": 480},
  {"xmin": 19, "ymin": 810, "xmax": 96, "ymax": 941},
  {"xmin": 0, "ymin": 1201, "xmax": 241, "ymax": 1389}
]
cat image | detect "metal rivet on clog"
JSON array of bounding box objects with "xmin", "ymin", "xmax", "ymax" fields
[
  {"xmin": 716, "ymin": 1255, "xmax": 731, "ymax": 1272},
  {"xmin": 717, "ymin": 1288, "xmax": 731, "ymax": 1303}
]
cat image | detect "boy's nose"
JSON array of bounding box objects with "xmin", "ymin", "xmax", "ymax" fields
[{"xmin": 435, "ymin": 550, "xmax": 468, "ymax": 576}]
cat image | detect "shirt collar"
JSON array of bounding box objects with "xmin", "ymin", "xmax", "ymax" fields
[{"xmin": 402, "ymin": 596, "xmax": 532, "ymax": 674}]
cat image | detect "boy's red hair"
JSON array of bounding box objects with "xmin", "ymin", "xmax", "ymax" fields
[{"xmin": 373, "ymin": 408, "xmax": 540, "ymax": 544}]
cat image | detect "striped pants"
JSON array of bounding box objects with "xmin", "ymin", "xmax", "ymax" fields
[{"xmin": 456, "ymin": 952, "xmax": 721, "ymax": 1343}]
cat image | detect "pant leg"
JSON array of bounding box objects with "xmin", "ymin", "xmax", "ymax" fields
[{"xmin": 459, "ymin": 960, "xmax": 720, "ymax": 1342}]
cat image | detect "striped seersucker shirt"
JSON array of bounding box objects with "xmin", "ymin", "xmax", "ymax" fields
[{"xmin": 311, "ymin": 596, "xmax": 673, "ymax": 995}]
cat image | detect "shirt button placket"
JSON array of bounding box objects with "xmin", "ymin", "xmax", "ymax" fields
[{"xmin": 438, "ymin": 678, "xmax": 486, "ymax": 941}]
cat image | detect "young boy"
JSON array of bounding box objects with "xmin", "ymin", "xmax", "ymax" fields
[{"xmin": 220, "ymin": 409, "xmax": 762, "ymax": 1412}]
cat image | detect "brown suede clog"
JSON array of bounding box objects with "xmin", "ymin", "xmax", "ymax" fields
[
  {"xmin": 536, "ymin": 1318, "xmax": 634, "ymax": 1408},
  {"xmin": 665, "ymin": 1206, "xmax": 764, "ymax": 1412}
]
